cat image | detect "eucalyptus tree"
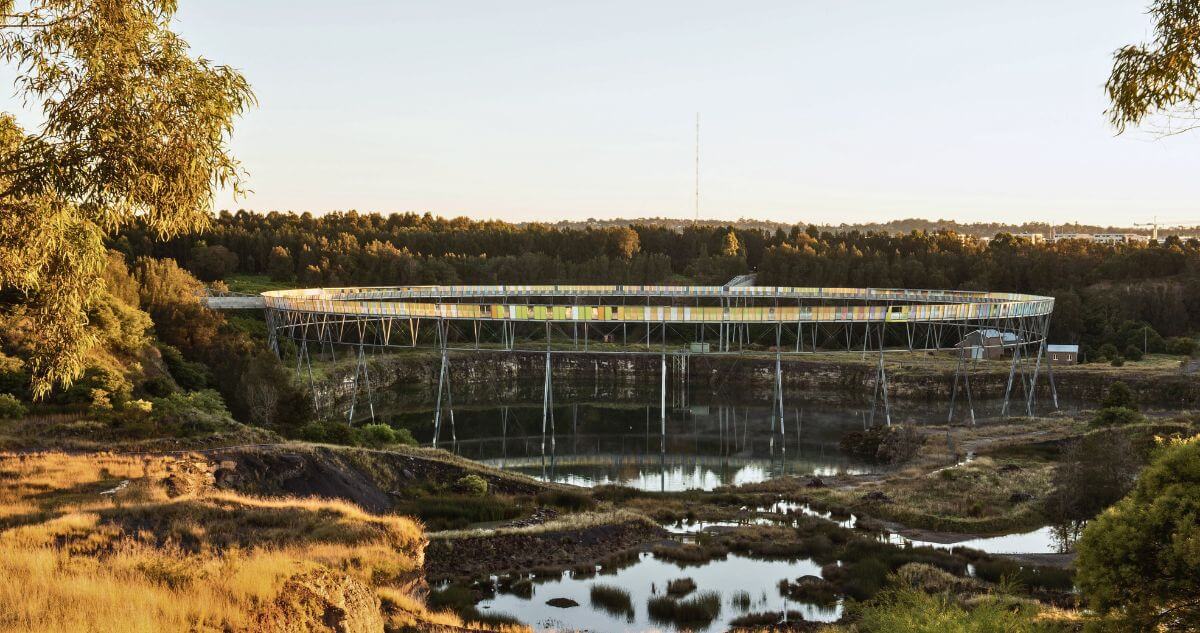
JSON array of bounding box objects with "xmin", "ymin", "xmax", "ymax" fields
[
  {"xmin": 0, "ymin": 0, "xmax": 253, "ymax": 397},
  {"xmin": 1108, "ymin": 0, "xmax": 1200, "ymax": 134}
]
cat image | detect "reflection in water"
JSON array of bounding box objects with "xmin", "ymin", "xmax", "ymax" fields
[
  {"xmin": 422, "ymin": 402, "xmax": 888, "ymax": 491},
  {"xmin": 476, "ymin": 551, "xmax": 841, "ymax": 633},
  {"xmin": 767, "ymin": 501, "xmax": 1082, "ymax": 555}
]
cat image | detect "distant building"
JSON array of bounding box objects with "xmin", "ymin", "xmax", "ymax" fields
[
  {"xmin": 956, "ymin": 328, "xmax": 1020, "ymax": 360},
  {"xmin": 1013, "ymin": 232, "xmax": 1045, "ymax": 244},
  {"xmin": 1092, "ymin": 233, "xmax": 1150, "ymax": 245},
  {"xmin": 1049, "ymin": 232, "xmax": 1149, "ymax": 245},
  {"xmin": 1047, "ymin": 344, "xmax": 1079, "ymax": 365},
  {"xmin": 1050, "ymin": 233, "xmax": 1094, "ymax": 243}
]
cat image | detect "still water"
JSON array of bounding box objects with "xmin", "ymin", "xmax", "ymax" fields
[
  {"xmin": 476, "ymin": 550, "xmax": 840, "ymax": 632},
  {"xmin": 420, "ymin": 401, "xmax": 884, "ymax": 491},
  {"xmin": 404, "ymin": 393, "xmax": 1066, "ymax": 491}
]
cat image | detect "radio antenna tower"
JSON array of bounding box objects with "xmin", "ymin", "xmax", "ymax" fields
[{"xmin": 694, "ymin": 112, "xmax": 700, "ymax": 223}]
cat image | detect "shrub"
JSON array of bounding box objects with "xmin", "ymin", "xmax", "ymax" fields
[
  {"xmin": 1102, "ymin": 381, "xmax": 1137, "ymax": 409},
  {"xmin": 1097, "ymin": 343, "xmax": 1120, "ymax": 361},
  {"xmin": 1165, "ymin": 336, "xmax": 1197, "ymax": 357},
  {"xmin": 1077, "ymin": 435, "xmax": 1200, "ymax": 631},
  {"xmin": 1091, "ymin": 406, "xmax": 1143, "ymax": 427},
  {"xmin": 535, "ymin": 489, "xmax": 594, "ymax": 511},
  {"xmin": 1109, "ymin": 355, "xmax": 1125, "ymax": 367},
  {"xmin": 150, "ymin": 389, "xmax": 233, "ymax": 435},
  {"xmin": 853, "ymin": 587, "xmax": 1052, "ymax": 632},
  {"xmin": 839, "ymin": 425, "xmax": 923, "ymax": 464},
  {"xmin": 647, "ymin": 592, "xmax": 721, "ymax": 628},
  {"xmin": 298, "ymin": 420, "xmax": 357, "ymax": 445},
  {"xmin": 358, "ymin": 423, "xmax": 398, "ymax": 447},
  {"xmin": 0, "ymin": 393, "xmax": 26, "ymax": 419},
  {"xmin": 391, "ymin": 427, "xmax": 418, "ymax": 446},
  {"xmin": 453, "ymin": 474, "xmax": 488, "ymax": 497},
  {"xmin": 1124, "ymin": 344, "xmax": 1144, "ymax": 361},
  {"xmin": 972, "ymin": 559, "xmax": 1073, "ymax": 592}
]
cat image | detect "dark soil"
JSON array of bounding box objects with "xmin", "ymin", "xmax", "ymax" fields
[
  {"xmin": 424, "ymin": 519, "xmax": 665, "ymax": 582},
  {"xmin": 207, "ymin": 444, "xmax": 551, "ymax": 513}
]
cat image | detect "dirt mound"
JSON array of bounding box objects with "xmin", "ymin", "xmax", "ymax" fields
[
  {"xmin": 211, "ymin": 444, "xmax": 550, "ymax": 513},
  {"xmin": 257, "ymin": 567, "xmax": 384, "ymax": 633}
]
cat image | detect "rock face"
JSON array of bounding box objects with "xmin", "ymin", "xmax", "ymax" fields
[{"xmin": 257, "ymin": 567, "xmax": 384, "ymax": 633}]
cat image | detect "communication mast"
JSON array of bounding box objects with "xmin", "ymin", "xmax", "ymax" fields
[{"xmin": 694, "ymin": 112, "xmax": 700, "ymax": 223}]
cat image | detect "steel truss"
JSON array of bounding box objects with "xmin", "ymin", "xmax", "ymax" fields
[{"xmin": 261, "ymin": 286, "xmax": 1055, "ymax": 442}]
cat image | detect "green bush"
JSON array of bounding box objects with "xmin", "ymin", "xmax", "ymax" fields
[
  {"xmin": 298, "ymin": 420, "xmax": 357, "ymax": 445},
  {"xmin": 1165, "ymin": 336, "xmax": 1197, "ymax": 357},
  {"xmin": 454, "ymin": 474, "xmax": 488, "ymax": 497},
  {"xmin": 1077, "ymin": 436, "xmax": 1200, "ymax": 630},
  {"xmin": 1101, "ymin": 381, "xmax": 1137, "ymax": 409},
  {"xmin": 1091, "ymin": 406, "xmax": 1143, "ymax": 427},
  {"xmin": 358, "ymin": 423, "xmax": 397, "ymax": 447},
  {"xmin": 1109, "ymin": 355, "xmax": 1125, "ymax": 367},
  {"xmin": 0, "ymin": 393, "xmax": 26, "ymax": 419},
  {"xmin": 1124, "ymin": 345, "xmax": 1144, "ymax": 361},
  {"xmin": 150, "ymin": 389, "xmax": 233, "ymax": 435},
  {"xmin": 1097, "ymin": 343, "xmax": 1120, "ymax": 361},
  {"xmin": 853, "ymin": 587, "xmax": 1056, "ymax": 632}
]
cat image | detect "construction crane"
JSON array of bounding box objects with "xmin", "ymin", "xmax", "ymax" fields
[{"xmin": 1133, "ymin": 217, "xmax": 1200, "ymax": 241}]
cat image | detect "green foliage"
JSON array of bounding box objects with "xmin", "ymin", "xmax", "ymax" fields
[
  {"xmin": 117, "ymin": 212, "xmax": 1200, "ymax": 356},
  {"xmin": 1102, "ymin": 382, "xmax": 1137, "ymax": 410},
  {"xmin": 971, "ymin": 559, "xmax": 1074, "ymax": 592},
  {"xmin": 839, "ymin": 425, "xmax": 924, "ymax": 464},
  {"xmin": 1076, "ymin": 435, "xmax": 1200, "ymax": 631},
  {"xmin": 1123, "ymin": 344, "xmax": 1143, "ymax": 361},
  {"xmin": 266, "ymin": 246, "xmax": 294, "ymax": 282},
  {"xmin": 1106, "ymin": 0, "xmax": 1200, "ymax": 132},
  {"xmin": 1091, "ymin": 407, "xmax": 1143, "ymax": 427},
  {"xmin": 186, "ymin": 245, "xmax": 239, "ymax": 282},
  {"xmin": 1166, "ymin": 336, "xmax": 1198, "ymax": 356},
  {"xmin": 535, "ymin": 489, "xmax": 594, "ymax": 511},
  {"xmin": 853, "ymin": 587, "xmax": 1059, "ymax": 632},
  {"xmin": 136, "ymin": 258, "xmax": 312, "ymax": 429},
  {"xmin": 395, "ymin": 495, "xmax": 518, "ymax": 531},
  {"xmin": 358, "ymin": 423, "xmax": 398, "ymax": 447},
  {"xmin": 157, "ymin": 344, "xmax": 211, "ymax": 391},
  {"xmin": 298, "ymin": 420, "xmax": 357, "ymax": 446},
  {"xmin": 150, "ymin": 389, "xmax": 234, "ymax": 435},
  {"xmin": 0, "ymin": 0, "xmax": 253, "ymax": 397},
  {"xmin": 453, "ymin": 474, "xmax": 489, "ymax": 497},
  {"xmin": 0, "ymin": 393, "xmax": 25, "ymax": 419}
]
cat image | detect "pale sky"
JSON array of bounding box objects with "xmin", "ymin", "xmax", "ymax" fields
[{"xmin": 6, "ymin": 1, "xmax": 1200, "ymax": 225}]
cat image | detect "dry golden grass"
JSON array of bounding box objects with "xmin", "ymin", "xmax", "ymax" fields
[{"xmin": 0, "ymin": 451, "xmax": 514, "ymax": 633}]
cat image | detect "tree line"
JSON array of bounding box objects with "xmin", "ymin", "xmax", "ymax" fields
[{"xmin": 112, "ymin": 211, "xmax": 1200, "ymax": 362}]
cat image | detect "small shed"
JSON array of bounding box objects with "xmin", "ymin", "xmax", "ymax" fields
[
  {"xmin": 1047, "ymin": 344, "xmax": 1079, "ymax": 365},
  {"xmin": 956, "ymin": 328, "xmax": 1019, "ymax": 360}
]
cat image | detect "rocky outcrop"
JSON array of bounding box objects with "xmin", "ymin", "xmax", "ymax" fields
[
  {"xmin": 256, "ymin": 567, "xmax": 384, "ymax": 633},
  {"xmin": 323, "ymin": 351, "xmax": 1200, "ymax": 411}
]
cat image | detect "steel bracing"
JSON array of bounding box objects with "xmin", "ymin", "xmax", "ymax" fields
[{"xmin": 259, "ymin": 285, "xmax": 1056, "ymax": 446}]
